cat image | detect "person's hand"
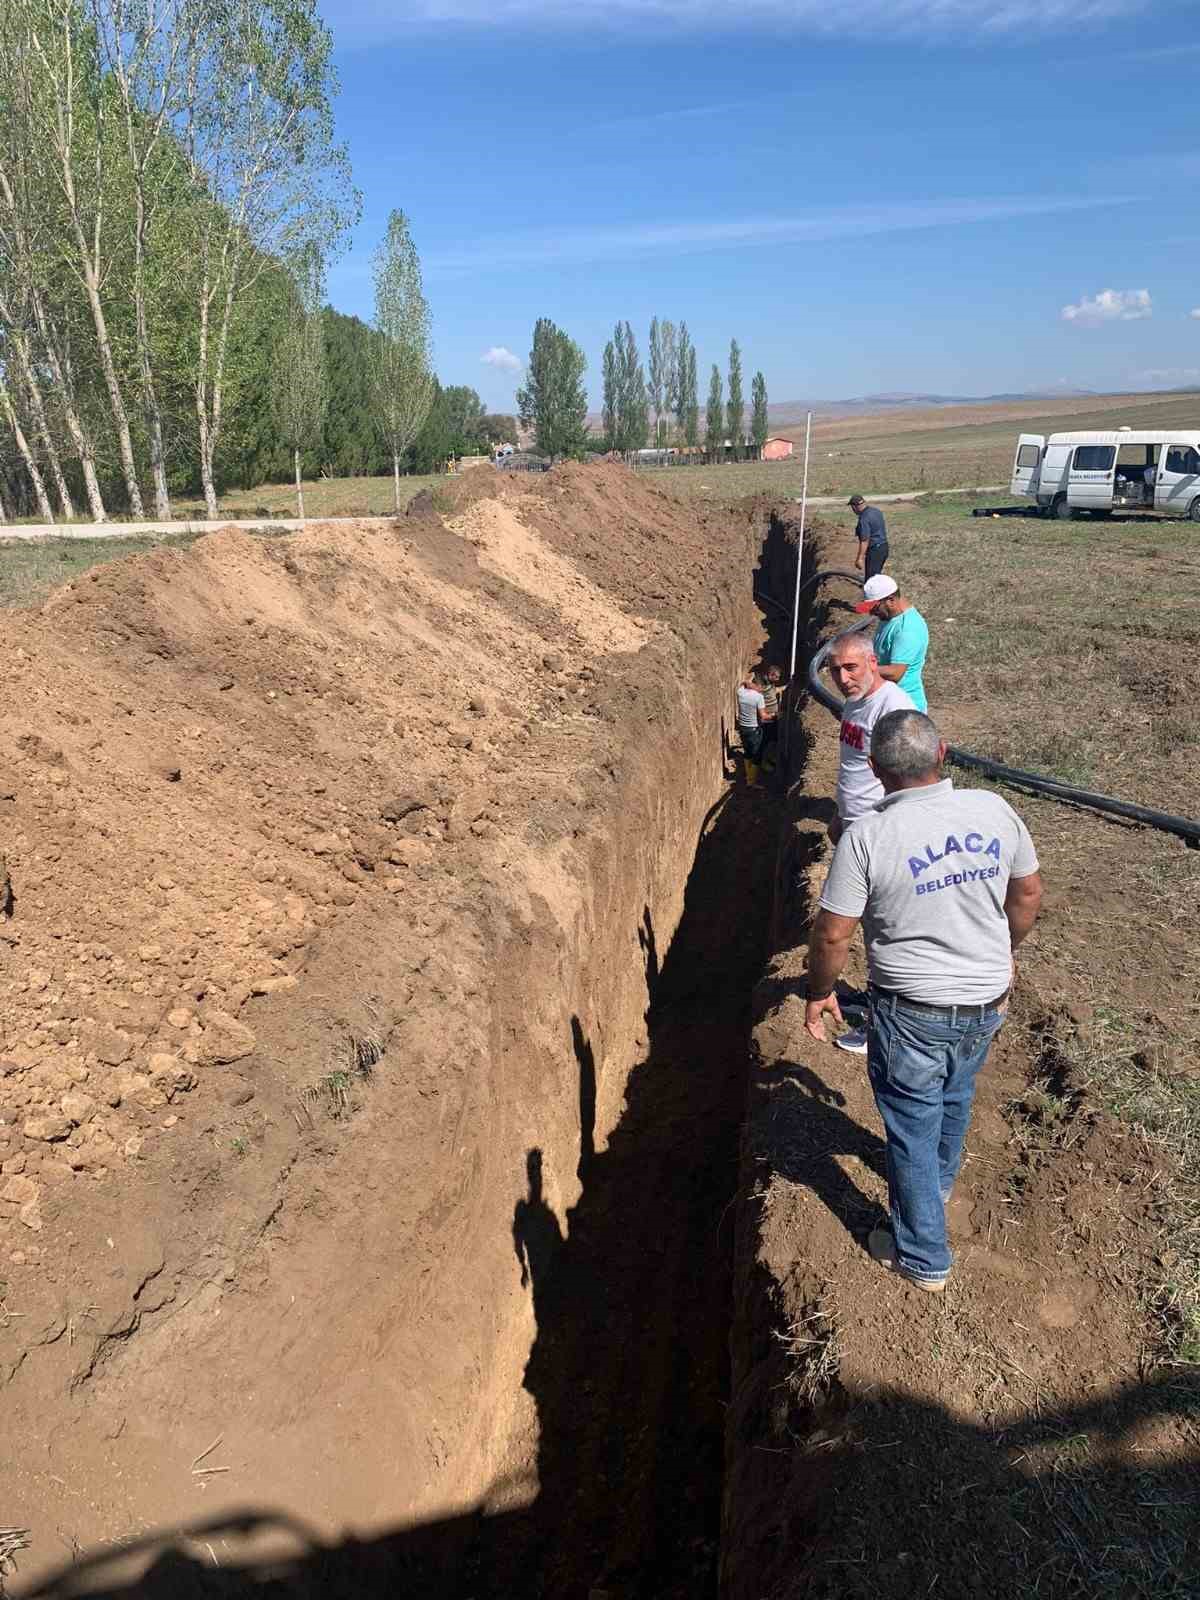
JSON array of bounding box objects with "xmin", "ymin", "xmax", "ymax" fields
[{"xmin": 805, "ymin": 993, "xmax": 844, "ymax": 1043}]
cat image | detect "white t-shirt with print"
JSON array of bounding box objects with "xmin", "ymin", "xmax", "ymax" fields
[{"xmin": 835, "ymin": 681, "xmax": 915, "ymax": 819}]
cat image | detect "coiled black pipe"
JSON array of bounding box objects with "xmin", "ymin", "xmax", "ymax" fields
[{"xmin": 807, "ymin": 617, "xmax": 1200, "ymax": 849}]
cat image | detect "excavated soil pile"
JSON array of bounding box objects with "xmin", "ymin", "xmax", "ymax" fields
[{"xmin": 0, "ymin": 463, "xmax": 769, "ymax": 1592}]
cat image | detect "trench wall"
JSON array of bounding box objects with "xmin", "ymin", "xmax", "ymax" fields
[{"xmin": 0, "ymin": 468, "xmax": 779, "ymax": 1584}]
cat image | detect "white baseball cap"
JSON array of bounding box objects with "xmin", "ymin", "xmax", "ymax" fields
[{"xmin": 854, "ymin": 574, "xmax": 899, "ymax": 613}]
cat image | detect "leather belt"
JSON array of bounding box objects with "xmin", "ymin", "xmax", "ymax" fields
[{"xmin": 869, "ymin": 985, "xmax": 1009, "ymax": 1017}]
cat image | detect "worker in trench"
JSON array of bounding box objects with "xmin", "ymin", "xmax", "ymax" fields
[
  {"xmin": 803, "ymin": 710, "xmax": 1043, "ymax": 1293},
  {"xmin": 734, "ymin": 669, "xmax": 766, "ymax": 783}
]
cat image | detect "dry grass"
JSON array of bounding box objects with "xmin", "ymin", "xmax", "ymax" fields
[
  {"xmin": 642, "ymin": 390, "xmax": 1200, "ymax": 502},
  {"xmin": 0, "ymin": 533, "xmax": 200, "ymax": 610}
]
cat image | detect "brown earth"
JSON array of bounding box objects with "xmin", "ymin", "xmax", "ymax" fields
[
  {"xmin": 724, "ymin": 521, "xmax": 1200, "ymax": 1600},
  {"xmin": 0, "ymin": 462, "xmax": 775, "ymax": 1595}
]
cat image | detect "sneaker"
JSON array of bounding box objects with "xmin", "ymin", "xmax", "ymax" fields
[
  {"xmin": 834, "ymin": 1027, "xmax": 868, "ymax": 1055},
  {"xmin": 867, "ymin": 1227, "xmax": 946, "ymax": 1293}
]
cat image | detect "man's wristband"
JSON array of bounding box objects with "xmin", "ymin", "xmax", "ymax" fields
[{"xmin": 807, "ymin": 988, "xmax": 834, "ymax": 1004}]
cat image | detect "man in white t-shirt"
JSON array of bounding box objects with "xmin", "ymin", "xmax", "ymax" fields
[
  {"xmin": 735, "ymin": 672, "xmax": 766, "ymax": 780},
  {"xmin": 826, "ymin": 633, "xmax": 915, "ymax": 1053},
  {"xmin": 831, "ymin": 633, "xmax": 915, "ymax": 834},
  {"xmin": 805, "ymin": 709, "xmax": 1043, "ymax": 1292}
]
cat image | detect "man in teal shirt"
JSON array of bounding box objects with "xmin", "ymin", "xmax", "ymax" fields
[{"xmin": 855, "ymin": 574, "xmax": 929, "ymax": 713}]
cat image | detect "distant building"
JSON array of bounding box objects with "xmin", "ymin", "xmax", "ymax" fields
[{"xmin": 761, "ymin": 437, "xmax": 795, "ymax": 461}]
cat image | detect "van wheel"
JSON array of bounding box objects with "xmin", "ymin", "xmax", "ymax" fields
[
  {"xmin": 1053, "ymin": 495, "xmax": 1074, "ymax": 520},
  {"xmin": 1190, "ymin": 496, "xmax": 1200, "ymax": 522}
]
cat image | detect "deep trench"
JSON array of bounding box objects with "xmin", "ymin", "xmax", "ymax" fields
[
  {"xmin": 436, "ymin": 777, "xmax": 781, "ymax": 1600},
  {"xmin": 406, "ymin": 515, "xmax": 806, "ymax": 1600},
  {"xmin": 31, "ymin": 515, "xmax": 809, "ymax": 1600}
]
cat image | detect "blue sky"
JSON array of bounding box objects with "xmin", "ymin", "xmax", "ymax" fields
[{"xmin": 317, "ymin": 0, "xmax": 1200, "ymax": 412}]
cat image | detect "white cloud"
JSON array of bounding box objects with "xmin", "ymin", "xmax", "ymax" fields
[
  {"xmin": 1061, "ymin": 288, "xmax": 1152, "ymax": 325},
  {"xmin": 426, "ymin": 196, "xmax": 1127, "ymax": 275},
  {"xmin": 481, "ymin": 346, "xmax": 522, "ymax": 372},
  {"xmin": 330, "ymin": 0, "xmax": 1147, "ymax": 39}
]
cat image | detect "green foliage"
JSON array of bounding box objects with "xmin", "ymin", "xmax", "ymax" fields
[
  {"xmin": 408, "ymin": 384, "xmax": 490, "ymax": 473},
  {"xmin": 602, "ymin": 321, "xmax": 648, "ymax": 452},
  {"xmin": 751, "ymin": 370, "xmax": 769, "ymax": 452},
  {"xmin": 517, "ymin": 318, "xmax": 588, "ymax": 460},
  {"xmin": 320, "ymin": 309, "xmax": 388, "ymax": 477},
  {"xmin": 647, "ymin": 317, "xmax": 663, "ymax": 441},
  {"xmin": 602, "ymin": 339, "xmax": 618, "ymax": 450},
  {"xmin": 483, "ymin": 413, "xmax": 519, "ymax": 447},
  {"xmin": 706, "ymin": 363, "xmax": 724, "ymax": 451},
  {"xmin": 371, "ymin": 209, "xmax": 435, "ymax": 504},
  {"xmin": 677, "ymin": 325, "xmax": 699, "ymax": 446},
  {"xmin": 726, "ymin": 338, "xmax": 745, "ymax": 447}
]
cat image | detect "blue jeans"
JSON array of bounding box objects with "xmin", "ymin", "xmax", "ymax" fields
[
  {"xmin": 865, "ymin": 542, "xmax": 889, "ymax": 581},
  {"xmin": 738, "ymin": 724, "xmax": 763, "ymax": 762},
  {"xmin": 866, "ymin": 989, "xmax": 1005, "ymax": 1284}
]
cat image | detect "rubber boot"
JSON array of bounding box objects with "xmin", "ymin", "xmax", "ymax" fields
[{"xmin": 745, "ymin": 761, "xmax": 759, "ymax": 786}]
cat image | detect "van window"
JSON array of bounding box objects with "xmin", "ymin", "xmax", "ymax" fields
[
  {"xmin": 1072, "ymin": 445, "xmax": 1115, "ymax": 471},
  {"xmin": 1016, "ymin": 444, "xmax": 1040, "ymax": 468},
  {"xmin": 1164, "ymin": 445, "xmax": 1200, "ymax": 475},
  {"xmin": 1116, "ymin": 443, "xmax": 1154, "ymax": 467}
]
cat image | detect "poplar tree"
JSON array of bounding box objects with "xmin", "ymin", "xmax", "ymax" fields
[
  {"xmin": 726, "ymin": 338, "xmax": 744, "ymax": 450},
  {"xmin": 517, "ymin": 318, "xmax": 588, "ymax": 460},
  {"xmin": 602, "ymin": 338, "xmax": 618, "ymax": 450},
  {"xmin": 616, "ymin": 321, "xmax": 648, "ymax": 451},
  {"xmin": 371, "ymin": 209, "xmax": 435, "ymax": 513},
  {"xmin": 658, "ymin": 319, "xmax": 677, "ymax": 447},
  {"xmin": 178, "ymin": 0, "xmax": 358, "ymax": 518},
  {"xmin": 647, "ymin": 317, "xmax": 664, "ymax": 447},
  {"xmin": 684, "ymin": 345, "xmax": 700, "ymax": 446},
  {"xmin": 706, "ymin": 364, "xmax": 724, "ymax": 452},
  {"xmin": 751, "ymin": 371, "xmax": 769, "ymax": 455},
  {"xmin": 273, "ymin": 246, "xmax": 327, "ymax": 517},
  {"xmin": 602, "ymin": 323, "xmax": 648, "ymax": 452}
]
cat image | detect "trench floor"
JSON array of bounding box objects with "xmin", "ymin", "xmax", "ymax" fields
[{"xmin": 455, "ymin": 774, "xmax": 780, "ymax": 1599}]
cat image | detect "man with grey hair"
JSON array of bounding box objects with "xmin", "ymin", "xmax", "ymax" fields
[{"xmin": 804, "ymin": 709, "xmax": 1043, "ymax": 1293}]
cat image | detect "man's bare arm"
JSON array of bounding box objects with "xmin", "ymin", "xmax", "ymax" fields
[
  {"xmin": 876, "ymin": 662, "xmax": 910, "ymax": 684},
  {"xmin": 804, "ymin": 909, "xmax": 860, "ymax": 1042},
  {"xmin": 1004, "ymin": 870, "xmax": 1043, "ymax": 949}
]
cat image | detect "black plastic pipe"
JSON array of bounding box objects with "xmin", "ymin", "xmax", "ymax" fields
[{"xmin": 807, "ymin": 619, "xmax": 1200, "ymax": 849}]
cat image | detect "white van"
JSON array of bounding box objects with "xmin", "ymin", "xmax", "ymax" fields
[{"xmin": 1010, "ymin": 428, "xmax": 1200, "ymax": 520}]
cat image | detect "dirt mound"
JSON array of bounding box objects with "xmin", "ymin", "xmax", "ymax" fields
[{"xmin": 0, "ymin": 466, "xmax": 765, "ymax": 1581}]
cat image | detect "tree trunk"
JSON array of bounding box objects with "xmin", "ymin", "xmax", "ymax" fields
[
  {"xmin": 196, "ymin": 373, "xmax": 219, "ymax": 518},
  {"xmin": 31, "ymin": 300, "xmax": 107, "ymax": 521},
  {"xmin": 295, "ymin": 447, "xmax": 304, "ymax": 519},
  {"xmin": 141, "ymin": 350, "xmax": 171, "ymax": 519},
  {"xmin": 1, "ymin": 386, "xmax": 53, "ymax": 522},
  {"xmin": 19, "ymin": 354, "xmax": 75, "ymax": 519},
  {"xmin": 392, "ymin": 449, "xmax": 401, "ymax": 515},
  {"xmin": 80, "ymin": 266, "xmax": 144, "ymax": 517}
]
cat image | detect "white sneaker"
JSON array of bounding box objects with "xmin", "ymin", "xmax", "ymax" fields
[{"xmin": 834, "ymin": 1027, "xmax": 868, "ymax": 1055}]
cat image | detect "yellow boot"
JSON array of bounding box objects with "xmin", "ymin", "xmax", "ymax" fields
[{"xmin": 745, "ymin": 761, "xmax": 759, "ymax": 786}]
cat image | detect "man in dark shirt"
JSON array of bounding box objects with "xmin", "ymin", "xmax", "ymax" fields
[{"xmin": 849, "ymin": 494, "xmax": 889, "ymax": 580}]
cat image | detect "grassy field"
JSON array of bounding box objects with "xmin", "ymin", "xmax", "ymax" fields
[
  {"xmin": 168, "ymin": 472, "xmax": 444, "ymax": 521},
  {"xmin": 0, "ymin": 532, "xmax": 201, "ymax": 609},
  {"xmin": 642, "ymin": 389, "xmax": 1200, "ymax": 500},
  {"xmin": 810, "ymin": 488, "xmax": 1200, "ymax": 1367}
]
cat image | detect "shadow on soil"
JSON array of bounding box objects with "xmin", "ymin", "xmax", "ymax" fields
[
  {"xmin": 20, "ymin": 1375, "xmax": 1199, "ymax": 1600},
  {"xmin": 22, "ymin": 777, "xmax": 779, "ymax": 1600}
]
